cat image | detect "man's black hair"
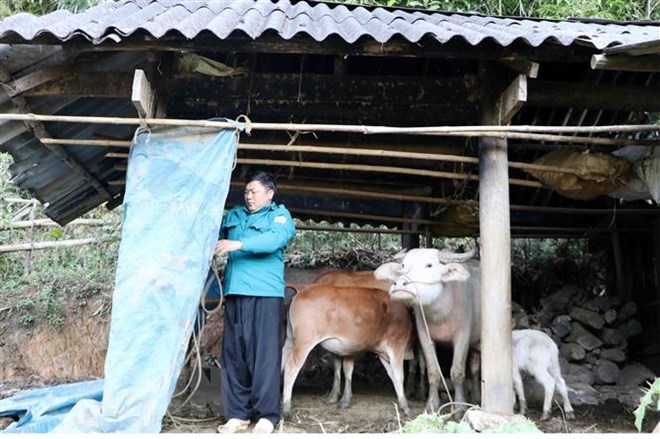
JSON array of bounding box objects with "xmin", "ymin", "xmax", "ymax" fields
[{"xmin": 246, "ymin": 170, "xmax": 277, "ymax": 196}]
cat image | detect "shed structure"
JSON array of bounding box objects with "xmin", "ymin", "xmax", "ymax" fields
[{"xmin": 1, "ymin": 0, "xmax": 659, "ymax": 415}]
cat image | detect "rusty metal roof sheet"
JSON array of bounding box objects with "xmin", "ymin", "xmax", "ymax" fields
[{"xmin": 1, "ymin": 0, "xmax": 658, "ymax": 49}]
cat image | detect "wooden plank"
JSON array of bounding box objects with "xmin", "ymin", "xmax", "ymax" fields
[
  {"xmin": 26, "ymin": 70, "xmax": 660, "ymax": 112},
  {"xmin": 497, "ymin": 58, "xmax": 539, "ymax": 78},
  {"xmin": 6, "ymin": 66, "xmax": 72, "ymax": 98},
  {"xmin": 496, "ymin": 74, "xmax": 527, "ymax": 125},
  {"xmin": 57, "ymin": 34, "xmax": 597, "ymax": 63},
  {"xmin": 590, "ymin": 54, "xmax": 660, "ymax": 72},
  {"xmin": 528, "ymin": 81, "xmax": 660, "ymax": 111},
  {"xmin": 478, "ymin": 63, "xmax": 513, "ymax": 415},
  {"xmin": 131, "ymin": 69, "xmax": 156, "ymax": 118}
]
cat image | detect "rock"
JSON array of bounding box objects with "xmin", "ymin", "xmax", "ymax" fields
[
  {"xmin": 560, "ymin": 343, "xmax": 586, "ymax": 361},
  {"xmin": 599, "ymin": 327, "xmax": 624, "ymax": 346},
  {"xmin": 599, "ymin": 348, "xmax": 626, "ymax": 363},
  {"xmin": 570, "ymin": 306, "xmax": 605, "ymax": 330},
  {"xmin": 619, "ymin": 319, "xmax": 642, "ymax": 340},
  {"xmin": 617, "ymin": 301, "xmax": 637, "ymax": 323},
  {"xmin": 617, "ymin": 362, "xmax": 657, "ymax": 387},
  {"xmin": 550, "ymin": 315, "xmax": 572, "ymax": 338},
  {"xmin": 465, "ymin": 410, "xmax": 529, "ymax": 432},
  {"xmin": 594, "ymin": 385, "xmax": 646, "ymax": 409},
  {"xmin": 558, "ymin": 356, "xmax": 570, "ymax": 374},
  {"xmin": 594, "ymin": 360, "xmax": 620, "ymax": 384},
  {"xmin": 585, "ymin": 351, "xmax": 599, "ymax": 364},
  {"xmin": 576, "ymin": 334, "xmax": 603, "ymax": 351},
  {"xmin": 537, "ymin": 285, "xmax": 577, "ymax": 325},
  {"xmin": 567, "ymin": 382, "xmax": 600, "ymax": 405},
  {"xmin": 603, "ymin": 309, "xmax": 617, "ymax": 324},
  {"xmin": 512, "ymin": 301, "xmax": 530, "ymax": 329},
  {"xmin": 564, "ymin": 363, "xmax": 596, "ymax": 386},
  {"xmin": 566, "ymin": 322, "xmax": 591, "ymax": 342},
  {"xmin": 582, "ymin": 296, "xmax": 614, "ymax": 313}
]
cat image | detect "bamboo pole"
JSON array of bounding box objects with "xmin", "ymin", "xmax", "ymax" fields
[
  {"xmin": 2, "ymin": 113, "xmax": 658, "ymax": 145},
  {"xmin": 41, "ymin": 138, "xmax": 132, "ymax": 149},
  {"xmin": 4, "ymin": 197, "xmax": 36, "ymax": 204},
  {"xmin": 0, "ymin": 237, "xmax": 117, "ymax": 253},
  {"xmin": 105, "ymin": 179, "xmax": 656, "ymax": 215},
  {"xmin": 103, "ymin": 143, "xmax": 592, "ymax": 177},
  {"xmin": 3, "ymin": 218, "xmax": 109, "ymax": 230},
  {"xmin": 296, "ymin": 225, "xmax": 419, "ymax": 235},
  {"xmin": 112, "ymin": 158, "xmax": 543, "ymax": 188}
]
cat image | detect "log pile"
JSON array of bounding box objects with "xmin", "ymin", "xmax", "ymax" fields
[{"xmin": 513, "ymin": 284, "xmax": 650, "ymax": 392}]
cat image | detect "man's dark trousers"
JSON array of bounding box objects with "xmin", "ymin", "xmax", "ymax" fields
[{"xmin": 220, "ymin": 295, "xmax": 283, "ymax": 426}]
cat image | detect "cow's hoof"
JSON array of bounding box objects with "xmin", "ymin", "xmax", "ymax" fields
[
  {"xmin": 565, "ymin": 411, "xmax": 575, "ymax": 421},
  {"xmin": 326, "ymin": 396, "xmax": 339, "ymax": 404},
  {"xmin": 340, "ymin": 401, "xmax": 351, "ymax": 410},
  {"xmin": 540, "ymin": 412, "xmax": 551, "ymax": 422}
]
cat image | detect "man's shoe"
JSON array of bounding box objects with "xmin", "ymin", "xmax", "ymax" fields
[
  {"xmin": 217, "ymin": 418, "xmax": 250, "ymax": 434},
  {"xmin": 252, "ymin": 418, "xmax": 274, "ymax": 434}
]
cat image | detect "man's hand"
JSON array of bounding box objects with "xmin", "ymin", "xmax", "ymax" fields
[{"xmin": 215, "ymin": 239, "xmax": 244, "ymax": 255}]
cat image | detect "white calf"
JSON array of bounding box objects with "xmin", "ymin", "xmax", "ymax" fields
[{"xmin": 512, "ymin": 329, "xmax": 575, "ymax": 421}]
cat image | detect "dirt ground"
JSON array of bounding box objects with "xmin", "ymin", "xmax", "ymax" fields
[
  {"xmin": 162, "ymin": 382, "xmax": 656, "ymax": 434},
  {"xmin": 1, "ymin": 363, "xmax": 658, "ymax": 434},
  {"xmin": 160, "ymin": 355, "xmax": 660, "ymax": 434}
]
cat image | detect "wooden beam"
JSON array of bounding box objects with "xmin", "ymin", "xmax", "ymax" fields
[
  {"xmin": 26, "ymin": 72, "xmax": 476, "ymax": 104},
  {"xmin": 496, "ymin": 74, "xmax": 527, "ymax": 125},
  {"xmin": 0, "ymin": 66, "xmax": 115, "ymax": 203},
  {"xmin": 590, "ymin": 54, "xmax": 660, "ymax": 72},
  {"xmin": 604, "ymin": 39, "xmax": 660, "ymax": 56},
  {"xmin": 131, "ymin": 69, "xmax": 156, "ymax": 118},
  {"xmin": 25, "ymin": 70, "xmax": 660, "ymax": 113},
  {"xmin": 3, "ymin": 66, "xmax": 72, "ymax": 98},
  {"xmin": 478, "ymin": 62, "xmax": 513, "ymax": 416},
  {"xmin": 497, "ymin": 58, "xmax": 539, "ymax": 78},
  {"xmin": 527, "ymin": 80, "xmax": 660, "ymax": 111},
  {"xmin": 56, "ymin": 34, "xmax": 597, "ymax": 63}
]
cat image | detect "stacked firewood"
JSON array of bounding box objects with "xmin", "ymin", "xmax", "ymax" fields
[{"xmin": 513, "ymin": 284, "xmax": 647, "ymax": 388}]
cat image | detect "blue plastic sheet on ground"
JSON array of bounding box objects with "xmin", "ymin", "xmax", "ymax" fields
[
  {"xmin": 0, "ymin": 124, "xmax": 238, "ymax": 433},
  {"xmin": 0, "ymin": 380, "xmax": 104, "ymax": 433}
]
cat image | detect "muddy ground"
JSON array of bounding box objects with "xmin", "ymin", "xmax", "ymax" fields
[
  {"xmin": 1, "ymin": 352, "xmax": 658, "ymax": 434},
  {"xmin": 160, "ymin": 349, "xmax": 659, "ymax": 434},
  {"xmin": 162, "ymin": 379, "xmax": 655, "ymax": 434}
]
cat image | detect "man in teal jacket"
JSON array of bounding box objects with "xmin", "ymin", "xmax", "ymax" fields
[{"xmin": 215, "ymin": 171, "xmax": 295, "ymax": 434}]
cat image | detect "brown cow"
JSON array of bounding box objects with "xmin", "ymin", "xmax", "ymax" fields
[
  {"xmin": 312, "ymin": 269, "xmax": 426, "ymax": 400},
  {"xmin": 281, "ymin": 285, "xmax": 413, "ymax": 418},
  {"xmin": 313, "ymin": 269, "xmax": 390, "ymax": 291}
]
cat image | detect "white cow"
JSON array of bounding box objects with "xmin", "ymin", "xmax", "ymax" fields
[
  {"xmin": 512, "ymin": 329, "xmax": 575, "ymax": 421},
  {"xmin": 375, "ymin": 246, "xmax": 480, "ymax": 412}
]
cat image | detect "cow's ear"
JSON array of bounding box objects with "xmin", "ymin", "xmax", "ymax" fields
[
  {"xmin": 441, "ymin": 263, "xmax": 470, "ymax": 282},
  {"xmin": 374, "ymin": 262, "xmax": 402, "ymax": 283}
]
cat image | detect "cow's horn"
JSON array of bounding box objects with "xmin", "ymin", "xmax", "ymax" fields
[
  {"xmin": 436, "ymin": 244, "xmax": 477, "ymax": 263},
  {"xmin": 391, "ymin": 248, "xmax": 408, "ymax": 262}
]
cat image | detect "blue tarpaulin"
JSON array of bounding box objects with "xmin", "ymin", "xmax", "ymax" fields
[{"xmin": 0, "ymin": 124, "xmax": 238, "ymax": 433}]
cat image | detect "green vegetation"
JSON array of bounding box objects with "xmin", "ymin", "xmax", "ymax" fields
[
  {"xmin": 0, "ymin": 0, "xmax": 657, "ymax": 20},
  {"xmin": 401, "ymin": 411, "xmax": 542, "ymax": 433},
  {"xmin": 634, "ymin": 378, "xmax": 660, "ymax": 432},
  {"xmin": 347, "ymin": 0, "xmax": 659, "ymax": 20}
]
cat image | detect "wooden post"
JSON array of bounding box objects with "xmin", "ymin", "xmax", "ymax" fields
[
  {"xmin": 478, "ymin": 63, "xmax": 514, "ymax": 415},
  {"xmin": 402, "ymin": 202, "xmax": 421, "ymax": 249},
  {"xmin": 611, "ymin": 230, "xmax": 628, "ymax": 302}
]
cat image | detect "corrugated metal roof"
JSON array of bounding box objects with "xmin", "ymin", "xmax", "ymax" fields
[{"xmin": 1, "ymin": 0, "xmax": 658, "ymax": 49}]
